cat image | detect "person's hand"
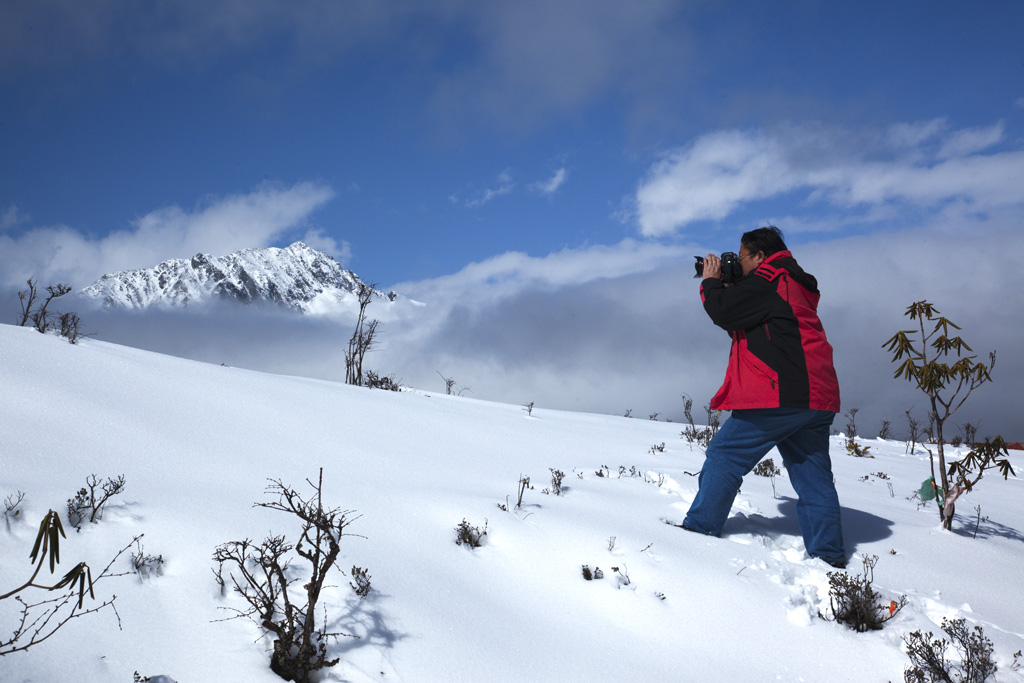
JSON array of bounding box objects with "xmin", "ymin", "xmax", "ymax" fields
[{"xmin": 702, "ymin": 253, "xmax": 722, "ymax": 280}]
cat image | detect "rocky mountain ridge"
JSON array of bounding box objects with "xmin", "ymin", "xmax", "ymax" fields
[{"xmin": 80, "ymin": 241, "xmax": 394, "ymax": 313}]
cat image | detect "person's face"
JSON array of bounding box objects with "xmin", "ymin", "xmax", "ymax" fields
[{"xmin": 738, "ymin": 244, "xmax": 765, "ymax": 276}]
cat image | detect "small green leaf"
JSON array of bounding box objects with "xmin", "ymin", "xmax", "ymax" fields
[
  {"xmin": 49, "ymin": 520, "xmax": 61, "ymax": 573},
  {"xmin": 53, "ymin": 511, "xmax": 66, "ymax": 539},
  {"xmin": 30, "ymin": 513, "xmax": 50, "ymax": 563},
  {"xmin": 76, "ymin": 573, "xmax": 84, "ymax": 608},
  {"xmin": 998, "ymin": 459, "xmax": 1016, "ymax": 479}
]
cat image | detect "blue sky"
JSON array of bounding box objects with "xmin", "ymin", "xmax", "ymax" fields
[{"xmin": 3, "ymin": 1, "xmax": 1024, "ymax": 436}]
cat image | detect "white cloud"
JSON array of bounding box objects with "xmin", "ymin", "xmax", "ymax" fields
[
  {"xmin": 531, "ymin": 167, "xmax": 567, "ymax": 195},
  {"xmin": 634, "ymin": 121, "xmax": 1024, "ymax": 237},
  {"xmin": 394, "ymin": 238, "xmax": 691, "ymax": 309},
  {"xmin": 299, "ymin": 228, "xmax": 352, "ymax": 266},
  {"xmin": 0, "ymin": 181, "xmax": 335, "ymax": 288},
  {"xmin": 1, "ymin": 204, "xmax": 29, "ymax": 231},
  {"xmin": 635, "ymin": 130, "xmax": 798, "ymax": 236},
  {"xmin": 885, "ymin": 119, "xmax": 948, "ymax": 149},
  {"xmin": 936, "ymin": 121, "xmax": 1004, "ymax": 159},
  {"xmin": 463, "ymin": 171, "xmax": 515, "ymax": 208}
]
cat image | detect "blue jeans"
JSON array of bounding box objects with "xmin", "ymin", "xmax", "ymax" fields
[{"xmin": 683, "ymin": 408, "xmax": 846, "ymax": 565}]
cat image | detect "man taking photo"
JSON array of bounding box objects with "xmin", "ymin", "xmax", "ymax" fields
[{"xmin": 682, "ymin": 226, "xmax": 846, "ymax": 568}]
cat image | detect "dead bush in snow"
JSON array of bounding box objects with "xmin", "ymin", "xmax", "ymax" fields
[
  {"xmin": 819, "ymin": 555, "xmax": 906, "ymax": 632},
  {"xmin": 903, "ymin": 617, "xmax": 997, "ymax": 683},
  {"xmin": 753, "ymin": 458, "xmax": 781, "ymax": 498},
  {"xmin": 454, "ymin": 518, "xmax": 487, "ymax": 548},
  {"xmin": 213, "ymin": 470, "xmax": 365, "ymax": 683},
  {"xmin": 363, "ymin": 370, "xmax": 401, "ymax": 391},
  {"xmin": 66, "ymin": 474, "xmax": 126, "ymax": 529},
  {"xmin": 4, "ymin": 490, "xmax": 26, "ymax": 530}
]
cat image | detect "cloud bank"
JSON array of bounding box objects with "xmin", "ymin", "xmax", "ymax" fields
[
  {"xmin": 2, "ymin": 1, "xmax": 691, "ymax": 134},
  {"xmin": 0, "ymin": 182, "xmax": 336, "ymax": 289},
  {"xmin": 634, "ymin": 120, "xmax": 1024, "ymax": 237}
]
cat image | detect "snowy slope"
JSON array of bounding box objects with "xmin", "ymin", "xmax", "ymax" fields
[
  {"xmin": 79, "ymin": 241, "xmax": 393, "ymax": 313},
  {"xmin": 1, "ymin": 324, "xmax": 1022, "ymax": 682}
]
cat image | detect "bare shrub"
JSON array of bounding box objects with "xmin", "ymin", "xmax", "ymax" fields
[
  {"xmin": 130, "ymin": 539, "xmax": 165, "ymax": 581},
  {"xmin": 906, "ymin": 410, "xmax": 924, "ymax": 454},
  {"xmin": 363, "ymin": 370, "xmax": 400, "ymax": 391},
  {"xmin": 680, "ymin": 393, "xmax": 720, "ymax": 449},
  {"xmin": 958, "ymin": 422, "xmax": 979, "ymax": 446},
  {"xmin": 66, "ymin": 474, "xmax": 126, "ymax": 529},
  {"xmin": 819, "ymin": 555, "xmax": 906, "ymax": 632},
  {"xmin": 212, "ymin": 470, "xmax": 364, "ymax": 682},
  {"xmin": 4, "ymin": 490, "xmax": 26, "ymax": 530},
  {"xmin": 753, "ymin": 458, "xmax": 781, "ymax": 497},
  {"xmin": 57, "ymin": 311, "xmax": 86, "ymax": 344},
  {"xmin": 549, "ymin": 468, "xmax": 565, "ymax": 496},
  {"xmin": 349, "ymin": 566, "xmax": 372, "ymax": 598},
  {"xmin": 454, "ymin": 519, "xmax": 487, "ymax": 548},
  {"xmin": 903, "ymin": 617, "xmax": 997, "ymax": 683}
]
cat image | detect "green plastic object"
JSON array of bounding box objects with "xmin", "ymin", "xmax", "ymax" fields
[{"xmin": 919, "ymin": 476, "xmax": 943, "ymax": 502}]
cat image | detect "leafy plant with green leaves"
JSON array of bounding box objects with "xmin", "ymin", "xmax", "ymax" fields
[
  {"xmin": 883, "ymin": 301, "xmax": 1004, "ymax": 530},
  {"xmin": 946, "ymin": 436, "xmax": 1015, "ymax": 504}
]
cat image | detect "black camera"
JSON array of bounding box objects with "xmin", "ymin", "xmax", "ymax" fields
[{"xmin": 694, "ymin": 252, "xmax": 743, "ymax": 284}]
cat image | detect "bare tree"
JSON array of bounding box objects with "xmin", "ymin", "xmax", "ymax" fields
[
  {"xmin": 25, "ymin": 281, "xmax": 72, "ymax": 332},
  {"xmin": 16, "ymin": 279, "xmax": 38, "ymax": 327},
  {"xmin": 17, "ymin": 279, "xmax": 86, "ymax": 342},
  {"xmin": 905, "ymin": 410, "xmax": 923, "ymax": 454},
  {"xmin": 345, "ymin": 283, "xmax": 378, "ymax": 386},
  {"xmin": 437, "ymin": 372, "xmax": 456, "ymax": 395}
]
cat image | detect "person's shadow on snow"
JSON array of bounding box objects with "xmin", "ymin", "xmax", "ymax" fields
[{"xmin": 723, "ymin": 496, "xmax": 895, "ymax": 555}]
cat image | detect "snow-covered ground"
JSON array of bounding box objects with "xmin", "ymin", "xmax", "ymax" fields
[{"xmin": 1, "ymin": 323, "xmax": 1022, "ymax": 682}]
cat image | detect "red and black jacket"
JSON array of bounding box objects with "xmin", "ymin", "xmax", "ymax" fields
[{"xmin": 700, "ymin": 250, "xmax": 840, "ymax": 412}]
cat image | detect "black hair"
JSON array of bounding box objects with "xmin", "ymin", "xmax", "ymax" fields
[{"xmin": 741, "ymin": 225, "xmax": 787, "ymax": 257}]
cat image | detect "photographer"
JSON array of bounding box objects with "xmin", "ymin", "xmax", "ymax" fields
[{"xmin": 682, "ymin": 226, "xmax": 846, "ymax": 568}]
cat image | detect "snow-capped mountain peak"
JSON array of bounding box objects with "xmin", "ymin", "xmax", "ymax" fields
[{"xmin": 80, "ymin": 241, "xmax": 394, "ymax": 313}]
